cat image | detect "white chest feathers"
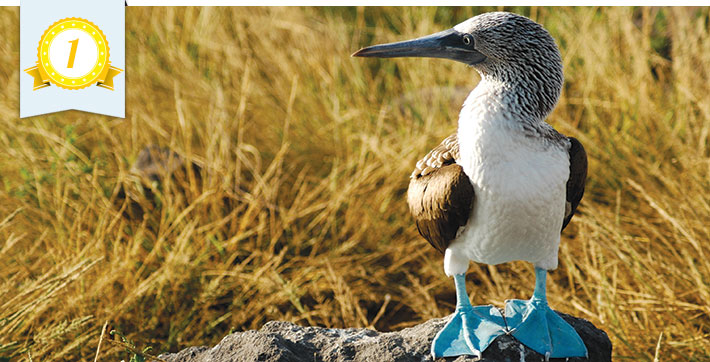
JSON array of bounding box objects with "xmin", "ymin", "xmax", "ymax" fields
[{"xmin": 444, "ymin": 89, "xmax": 570, "ymax": 276}]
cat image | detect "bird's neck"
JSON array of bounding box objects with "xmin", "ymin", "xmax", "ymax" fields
[
  {"xmin": 463, "ymin": 63, "xmax": 562, "ymax": 127},
  {"xmin": 456, "ymin": 75, "xmax": 567, "ymax": 157},
  {"xmin": 460, "ymin": 77, "xmax": 545, "ymax": 130}
]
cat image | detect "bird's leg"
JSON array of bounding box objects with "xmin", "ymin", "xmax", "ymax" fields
[
  {"xmin": 504, "ymin": 267, "xmax": 588, "ymax": 360},
  {"xmin": 454, "ymin": 273, "xmax": 471, "ymax": 308},
  {"xmin": 431, "ymin": 273, "xmax": 506, "ymax": 358},
  {"xmin": 531, "ymin": 266, "xmax": 548, "ymax": 303}
]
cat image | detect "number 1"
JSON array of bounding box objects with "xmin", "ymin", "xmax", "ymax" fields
[{"xmin": 67, "ymin": 39, "xmax": 79, "ymax": 68}]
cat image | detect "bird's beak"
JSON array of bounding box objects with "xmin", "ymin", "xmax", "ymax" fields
[{"xmin": 352, "ymin": 28, "xmax": 486, "ymax": 65}]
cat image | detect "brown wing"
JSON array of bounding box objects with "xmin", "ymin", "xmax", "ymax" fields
[
  {"xmin": 562, "ymin": 137, "xmax": 587, "ymax": 230},
  {"xmin": 407, "ymin": 134, "xmax": 474, "ymax": 254}
]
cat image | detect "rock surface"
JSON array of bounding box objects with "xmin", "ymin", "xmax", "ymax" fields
[{"xmin": 159, "ymin": 312, "xmax": 611, "ymax": 362}]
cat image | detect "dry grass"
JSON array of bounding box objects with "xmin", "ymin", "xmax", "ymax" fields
[{"xmin": 0, "ymin": 6, "xmax": 709, "ymax": 361}]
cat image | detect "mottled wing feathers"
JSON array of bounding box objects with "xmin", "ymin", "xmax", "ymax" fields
[
  {"xmin": 562, "ymin": 137, "xmax": 587, "ymax": 230},
  {"xmin": 411, "ymin": 134, "xmax": 460, "ymax": 178},
  {"xmin": 407, "ymin": 135, "xmax": 474, "ymax": 254}
]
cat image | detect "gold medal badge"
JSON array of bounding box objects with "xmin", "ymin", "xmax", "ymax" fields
[{"xmin": 24, "ymin": 18, "xmax": 123, "ymax": 90}]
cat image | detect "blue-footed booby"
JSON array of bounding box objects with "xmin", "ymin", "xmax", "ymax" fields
[{"xmin": 353, "ymin": 12, "xmax": 588, "ymax": 359}]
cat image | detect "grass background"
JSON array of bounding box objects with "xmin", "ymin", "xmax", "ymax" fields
[{"xmin": 1, "ymin": 6, "xmax": 709, "ymax": 361}]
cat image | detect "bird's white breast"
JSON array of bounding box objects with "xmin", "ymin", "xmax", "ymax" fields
[{"xmin": 444, "ymin": 86, "xmax": 569, "ymax": 276}]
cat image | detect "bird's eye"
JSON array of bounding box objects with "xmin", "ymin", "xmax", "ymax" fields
[{"xmin": 463, "ymin": 35, "xmax": 473, "ymax": 46}]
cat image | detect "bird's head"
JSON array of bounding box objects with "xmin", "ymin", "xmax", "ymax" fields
[{"xmin": 353, "ymin": 12, "xmax": 564, "ymax": 118}]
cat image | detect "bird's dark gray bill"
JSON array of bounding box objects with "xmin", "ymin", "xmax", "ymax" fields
[{"xmin": 352, "ymin": 28, "xmax": 486, "ymax": 65}]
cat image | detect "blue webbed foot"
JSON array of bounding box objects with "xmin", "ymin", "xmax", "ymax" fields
[
  {"xmin": 432, "ymin": 304, "xmax": 506, "ymax": 358},
  {"xmin": 432, "ymin": 273, "xmax": 506, "ymax": 358},
  {"xmin": 505, "ymin": 268, "xmax": 588, "ymax": 359}
]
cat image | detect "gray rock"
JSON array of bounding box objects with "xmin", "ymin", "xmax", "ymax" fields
[{"xmin": 159, "ymin": 312, "xmax": 611, "ymax": 362}]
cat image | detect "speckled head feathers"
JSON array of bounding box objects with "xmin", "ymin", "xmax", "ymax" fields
[
  {"xmin": 454, "ymin": 12, "xmax": 561, "ymax": 65},
  {"xmin": 456, "ymin": 12, "xmax": 564, "ymax": 119}
]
